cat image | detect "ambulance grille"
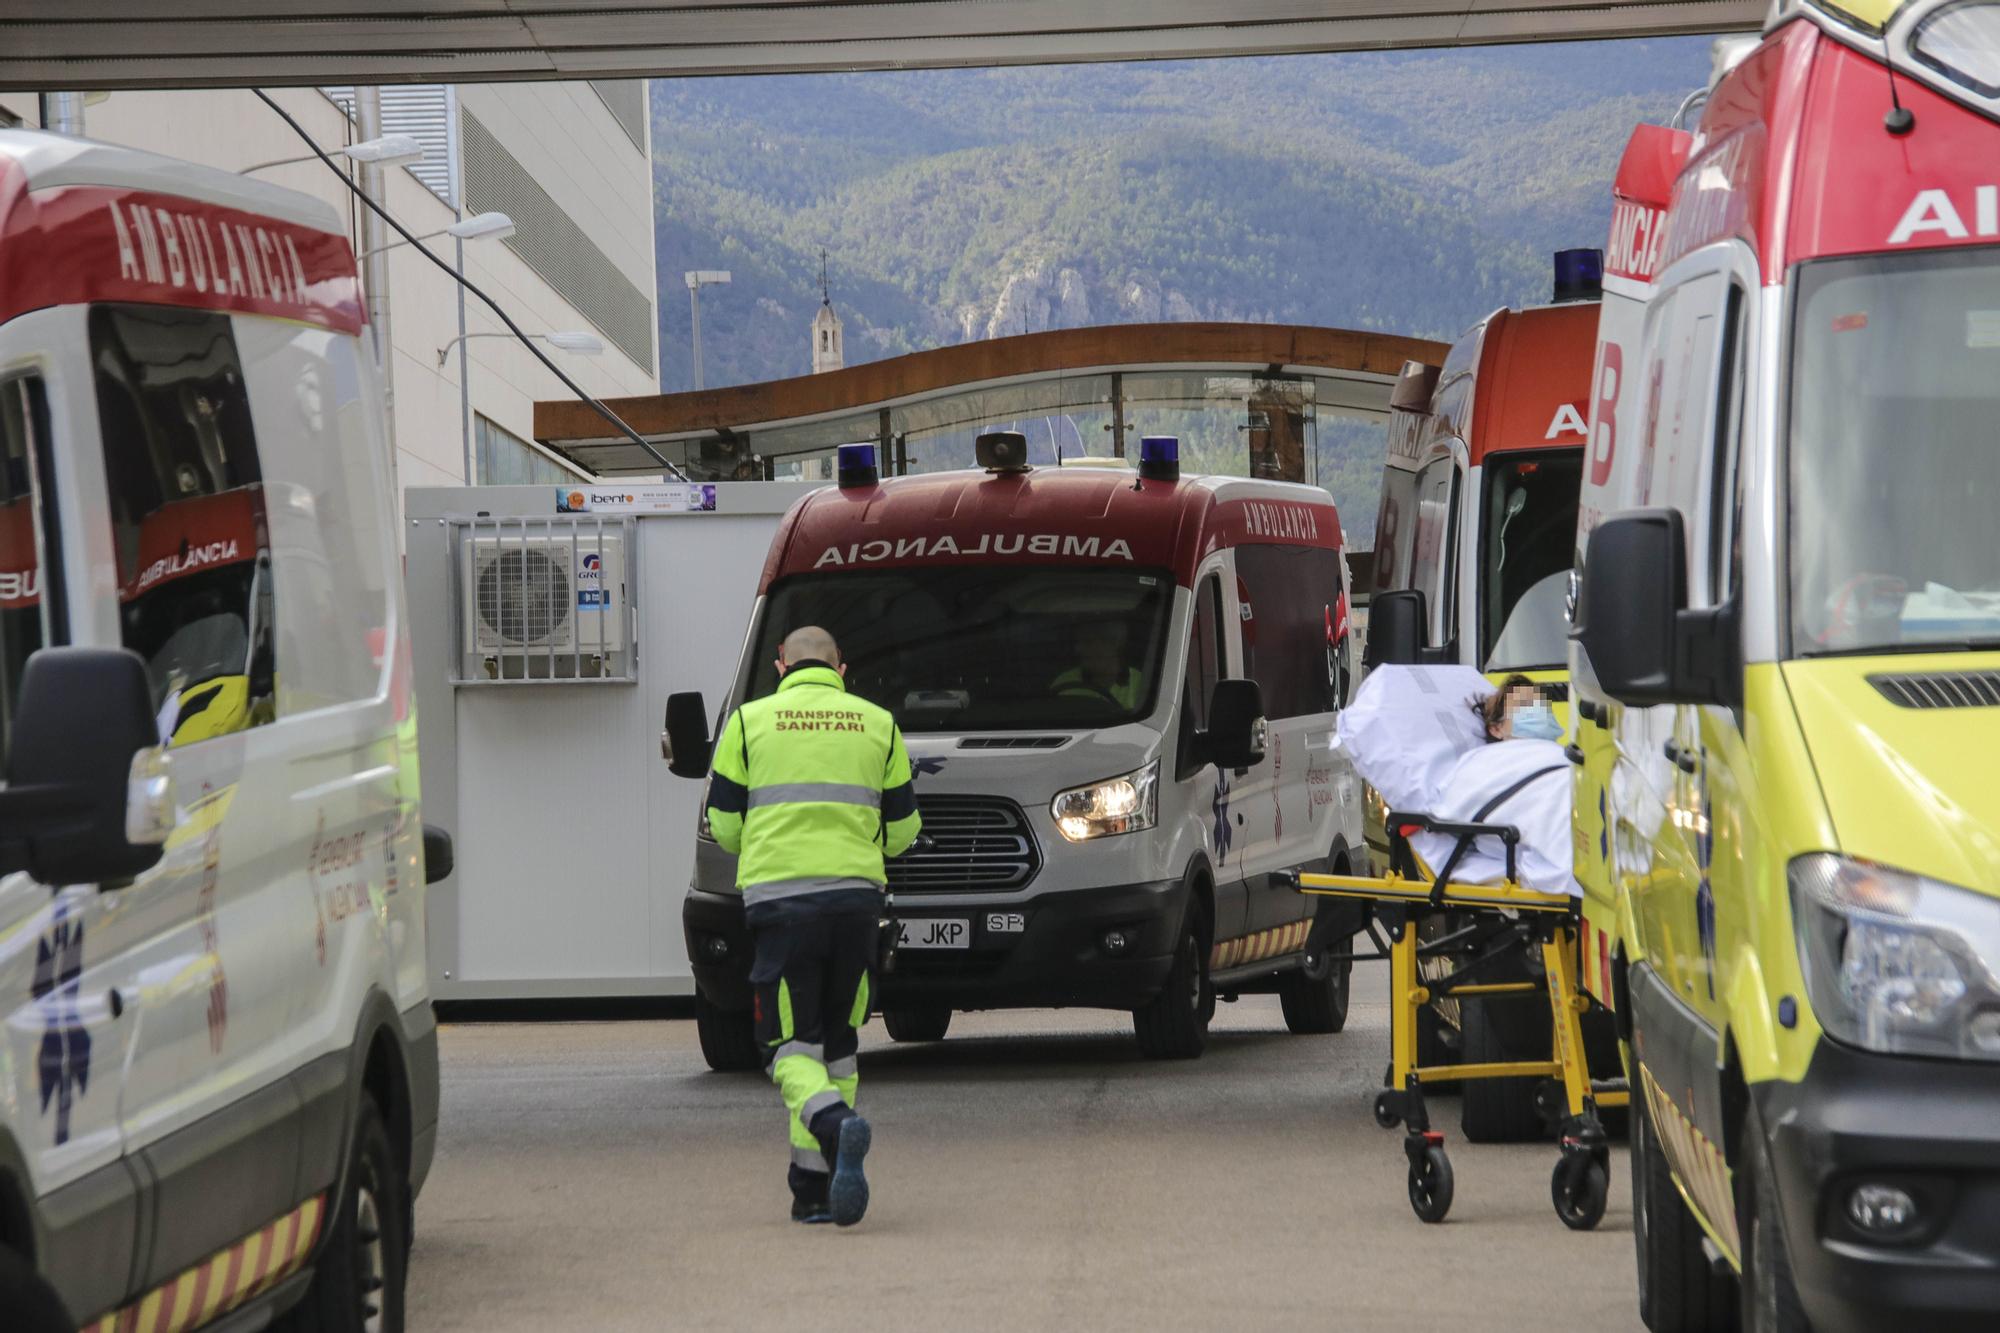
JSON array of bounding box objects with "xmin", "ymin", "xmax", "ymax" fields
[
  {"xmin": 1869, "ymin": 671, "xmax": 2000, "ymax": 709},
  {"xmin": 886, "ymin": 796, "xmax": 1040, "ymax": 893},
  {"xmin": 957, "ymin": 736, "xmax": 1069, "ymax": 750}
]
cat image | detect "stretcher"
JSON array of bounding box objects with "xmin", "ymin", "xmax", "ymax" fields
[{"xmin": 1291, "ymin": 810, "xmax": 1628, "ymax": 1229}]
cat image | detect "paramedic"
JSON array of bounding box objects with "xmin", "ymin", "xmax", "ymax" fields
[
  {"xmin": 1052, "ymin": 620, "xmax": 1144, "ymax": 709},
  {"xmin": 705, "ymin": 625, "xmax": 921, "ymax": 1226},
  {"xmin": 1474, "ymin": 674, "xmax": 1561, "ymax": 742}
]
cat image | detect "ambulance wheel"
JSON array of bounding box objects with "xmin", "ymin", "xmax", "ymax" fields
[
  {"xmin": 1134, "ymin": 892, "xmax": 1211, "ymax": 1060},
  {"xmin": 882, "ymin": 1006, "xmax": 952, "ymax": 1043},
  {"xmin": 0, "ymin": 1244, "xmax": 71, "ymax": 1333},
  {"xmin": 695, "ymin": 993, "xmax": 763, "ymax": 1072},
  {"xmin": 1408, "ymin": 1146, "xmax": 1454, "ymax": 1223},
  {"xmin": 1741, "ymin": 1102, "xmax": 1810, "ymax": 1333},
  {"xmin": 278, "ymin": 1097, "xmax": 407, "ymax": 1333},
  {"xmin": 1278, "ymin": 932, "xmax": 1350, "ymax": 1034},
  {"xmin": 1459, "ymin": 1000, "xmax": 1545, "ymax": 1143},
  {"xmin": 1633, "ymin": 1086, "xmax": 1735, "ymax": 1332},
  {"xmin": 1552, "ymin": 1154, "xmax": 1610, "ymax": 1231}
]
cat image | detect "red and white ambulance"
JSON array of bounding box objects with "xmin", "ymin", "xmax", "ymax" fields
[
  {"xmin": 666, "ymin": 435, "xmax": 1368, "ymax": 1064},
  {"xmin": 0, "ymin": 128, "xmax": 439, "ymax": 1331}
]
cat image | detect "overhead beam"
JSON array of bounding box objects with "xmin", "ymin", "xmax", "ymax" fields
[{"xmin": 0, "ymin": 1, "xmax": 1764, "ymax": 91}]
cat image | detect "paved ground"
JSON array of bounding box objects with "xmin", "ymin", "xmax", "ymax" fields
[{"xmin": 407, "ymin": 971, "xmax": 1642, "ymax": 1331}]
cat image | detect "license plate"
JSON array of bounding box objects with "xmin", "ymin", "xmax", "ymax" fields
[{"xmin": 897, "ymin": 918, "xmax": 969, "ymax": 949}]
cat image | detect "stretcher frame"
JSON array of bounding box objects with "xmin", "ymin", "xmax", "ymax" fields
[{"xmin": 1293, "ymin": 809, "xmax": 1627, "ymax": 1228}]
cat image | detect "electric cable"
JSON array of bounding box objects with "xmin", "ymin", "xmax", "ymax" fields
[{"xmin": 252, "ymin": 89, "xmax": 685, "ymax": 480}]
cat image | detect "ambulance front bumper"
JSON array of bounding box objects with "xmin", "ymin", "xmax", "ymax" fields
[
  {"xmin": 683, "ymin": 876, "xmax": 1190, "ymax": 1014},
  {"xmin": 1759, "ymin": 1038, "xmax": 2000, "ymax": 1333}
]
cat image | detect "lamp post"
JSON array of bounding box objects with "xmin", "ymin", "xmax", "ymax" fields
[
  {"xmin": 359, "ymin": 211, "xmax": 513, "ymax": 259},
  {"xmin": 684, "ymin": 269, "xmax": 731, "ymax": 390},
  {"xmin": 239, "ymin": 133, "xmax": 425, "ymax": 176},
  {"xmin": 437, "ymin": 329, "xmax": 604, "ymax": 369}
]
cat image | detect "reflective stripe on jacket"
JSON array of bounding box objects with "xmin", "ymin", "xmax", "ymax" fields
[{"xmin": 706, "ymin": 664, "xmax": 920, "ymax": 905}]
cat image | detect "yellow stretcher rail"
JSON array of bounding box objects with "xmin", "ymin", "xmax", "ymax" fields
[{"xmin": 1293, "ymin": 831, "xmax": 1626, "ymax": 1229}]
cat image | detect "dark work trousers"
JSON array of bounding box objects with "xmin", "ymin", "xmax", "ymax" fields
[{"xmin": 747, "ymin": 890, "xmax": 881, "ymax": 1200}]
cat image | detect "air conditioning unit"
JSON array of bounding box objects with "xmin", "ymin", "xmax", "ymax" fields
[{"xmin": 461, "ymin": 532, "xmax": 626, "ymax": 656}]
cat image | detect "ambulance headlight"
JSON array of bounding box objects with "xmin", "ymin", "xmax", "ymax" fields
[
  {"xmin": 1052, "ymin": 761, "xmax": 1158, "ymax": 842},
  {"xmin": 1791, "ymin": 854, "xmax": 2000, "ymax": 1060}
]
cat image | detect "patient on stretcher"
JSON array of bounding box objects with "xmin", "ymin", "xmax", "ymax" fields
[{"xmin": 1335, "ymin": 665, "xmax": 1578, "ymax": 896}]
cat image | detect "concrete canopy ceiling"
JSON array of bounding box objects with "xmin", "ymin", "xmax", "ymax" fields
[{"xmin": 2, "ymin": 1, "xmax": 1764, "ymax": 91}]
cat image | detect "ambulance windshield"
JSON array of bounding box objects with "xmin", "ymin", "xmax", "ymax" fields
[
  {"xmin": 745, "ymin": 565, "xmax": 1175, "ymax": 731},
  {"xmin": 1479, "ymin": 451, "xmax": 1582, "ymax": 671},
  {"xmin": 1790, "ymin": 247, "xmax": 2000, "ymax": 655}
]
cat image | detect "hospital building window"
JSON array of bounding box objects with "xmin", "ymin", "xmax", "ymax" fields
[{"xmin": 476, "ymin": 414, "xmax": 583, "ymax": 486}]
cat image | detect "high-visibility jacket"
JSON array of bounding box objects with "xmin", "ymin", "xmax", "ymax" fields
[
  {"xmin": 1051, "ymin": 665, "xmax": 1146, "ymax": 711},
  {"xmin": 706, "ymin": 664, "xmax": 920, "ymax": 907}
]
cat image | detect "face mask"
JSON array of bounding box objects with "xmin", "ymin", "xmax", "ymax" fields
[{"xmin": 1512, "ymin": 702, "xmax": 1562, "ymax": 742}]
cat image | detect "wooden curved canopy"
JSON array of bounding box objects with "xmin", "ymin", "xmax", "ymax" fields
[{"xmin": 535, "ymin": 321, "xmax": 1449, "ymax": 448}]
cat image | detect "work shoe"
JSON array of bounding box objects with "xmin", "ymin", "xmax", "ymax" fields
[
  {"xmin": 829, "ymin": 1114, "xmax": 872, "ymax": 1227},
  {"xmin": 791, "ymin": 1180, "xmax": 832, "ymax": 1225}
]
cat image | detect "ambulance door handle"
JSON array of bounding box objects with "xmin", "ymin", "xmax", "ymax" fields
[{"xmin": 1663, "ymin": 740, "xmax": 1699, "ymax": 775}]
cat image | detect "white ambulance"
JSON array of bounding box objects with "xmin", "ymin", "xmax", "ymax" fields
[
  {"xmin": 666, "ymin": 435, "xmax": 1367, "ymax": 1063},
  {"xmin": 0, "ymin": 129, "xmax": 439, "ymax": 1332}
]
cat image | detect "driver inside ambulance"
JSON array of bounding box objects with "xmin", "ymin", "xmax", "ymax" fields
[{"xmin": 1051, "ymin": 619, "xmax": 1145, "ymax": 710}]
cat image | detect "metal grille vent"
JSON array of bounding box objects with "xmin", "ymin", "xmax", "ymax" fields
[
  {"xmin": 590, "ymin": 80, "xmax": 648, "ymax": 152},
  {"xmin": 476, "ymin": 546, "xmax": 572, "ymax": 644},
  {"xmin": 957, "ymin": 735, "xmax": 1069, "ymax": 750},
  {"xmin": 1870, "ymin": 671, "xmax": 2000, "ymax": 708},
  {"xmin": 460, "ymin": 110, "xmax": 655, "ymax": 371},
  {"xmin": 322, "ymin": 85, "xmax": 455, "ymax": 204},
  {"xmin": 886, "ymin": 796, "xmax": 1041, "ymax": 894}
]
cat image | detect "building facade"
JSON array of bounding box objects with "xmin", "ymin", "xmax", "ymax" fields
[{"xmin": 0, "ymin": 82, "xmax": 660, "ymax": 500}]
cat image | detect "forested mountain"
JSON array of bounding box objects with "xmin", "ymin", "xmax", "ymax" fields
[
  {"xmin": 651, "ymin": 40, "xmax": 1712, "ymax": 390},
  {"xmin": 648, "ymin": 40, "xmax": 1714, "ymax": 535}
]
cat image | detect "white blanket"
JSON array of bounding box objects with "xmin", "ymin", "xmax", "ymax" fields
[{"xmin": 1336, "ymin": 665, "xmax": 1578, "ymax": 895}]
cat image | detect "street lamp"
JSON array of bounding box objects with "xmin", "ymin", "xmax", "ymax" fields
[
  {"xmin": 684, "ymin": 269, "xmax": 731, "ymax": 390},
  {"xmin": 360, "ymin": 211, "xmax": 514, "ymax": 259},
  {"xmin": 240, "ymin": 133, "xmax": 425, "ymax": 176},
  {"xmin": 437, "ymin": 329, "xmax": 604, "ymax": 368}
]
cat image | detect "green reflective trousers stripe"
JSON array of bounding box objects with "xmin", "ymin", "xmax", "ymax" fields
[{"xmin": 769, "ymin": 970, "xmax": 868, "ymax": 1174}]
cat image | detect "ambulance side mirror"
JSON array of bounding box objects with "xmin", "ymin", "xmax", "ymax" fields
[
  {"xmin": 1573, "ymin": 510, "xmax": 1741, "ymax": 709},
  {"xmin": 1363, "ymin": 590, "xmax": 1440, "ymax": 668},
  {"xmin": 663, "ymin": 691, "xmax": 714, "ymax": 779},
  {"xmin": 0, "ymin": 648, "xmax": 172, "ymax": 886},
  {"xmin": 1199, "ymin": 678, "xmax": 1267, "ymax": 771}
]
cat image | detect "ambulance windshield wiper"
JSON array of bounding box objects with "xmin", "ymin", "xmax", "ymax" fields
[{"xmin": 1804, "ymin": 636, "xmax": 2000, "ymax": 658}]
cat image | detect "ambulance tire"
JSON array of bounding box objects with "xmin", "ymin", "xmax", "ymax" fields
[
  {"xmin": 0, "ymin": 1244, "xmax": 73, "ymax": 1333},
  {"xmin": 882, "ymin": 1006, "xmax": 952, "ymax": 1043},
  {"xmin": 696, "ymin": 993, "xmax": 764, "ymax": 1072},
  {"xmin": 1741, "ymin": 1102, "xmax": 1809, "ymax": 1333},
  {"xmin": 1632, "ymin": 1088, "xmax": 1735, "ymax": 1333},
  {"xmin": 1134, "ymin": 892, "xmax": 1211, "ymax": 1060},
  {"xmin": 279, "ymin": 1098, "xmax": 408, "ymax": 1333},
  {"xmin": 1459, "ymin": 999, "xmax": 1545, "ymax": 1143}
]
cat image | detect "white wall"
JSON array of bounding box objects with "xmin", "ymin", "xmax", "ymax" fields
[{"xmin": 0, "ymin": 85, "xmax": 658, "ymax": 501}]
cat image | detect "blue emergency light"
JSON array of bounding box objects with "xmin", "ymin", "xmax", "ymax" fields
[
  {"xmin": 1138, "ymin": 435, "xmax": 1180, "ymax": 482},
  {"xmin": 836, "ymin": 442, "xmax": 879, "ymax": 489},
  {"xmin": 1553, "ymin": 248, "xmax": 1603, "ymax": 305}
]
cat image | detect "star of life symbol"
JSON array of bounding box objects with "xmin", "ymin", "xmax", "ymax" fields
[
  {"xmin": 1211, "ymin": 773, "xmax": 1233, "ymax": 860},
  {"xmin": 32, "ymin": 902, "xmax": 91, "ymax": 1147},
  {"xmin": 912, "ymin": 756, "xmax": 948, "ymax": 777}
]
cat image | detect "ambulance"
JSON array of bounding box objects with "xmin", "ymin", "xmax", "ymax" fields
[
  {"xmin": 1362, "ymin": 256, "xmax": 1605, "ymax": 1139},
  {"xmin": 664, "ymin": 433, "xmax": 1367, "ymax": 1065},
  {"xmin": 0, "ymin": 129, "xmax": 440, "ymax": 1331},
  {"xmin": 1570, "ymin": 6, "xmax": 2000, "ymax": 1328}
]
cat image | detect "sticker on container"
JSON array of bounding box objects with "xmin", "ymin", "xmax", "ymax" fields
[
  {"xmin": 1968, "ymin": 311, "xmax": 2000, "ymax": 349},
  {"xmin": 557, "ymin": 484, "xmax": 718, "ymax": 514}
]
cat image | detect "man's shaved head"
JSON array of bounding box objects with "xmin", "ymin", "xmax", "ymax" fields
[{"xmin": 781, "ymin": 625, "xmax": 841, "ymax": 667}]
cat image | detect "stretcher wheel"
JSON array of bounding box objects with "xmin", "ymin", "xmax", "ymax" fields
[
  {"xmin": 1407, "ymin": 1146, "xmax": 1453, "ymax": 1224},
  {"xmin": 1551, "ymin": 1155, "xmax": 1609, "ymax": 1231},
  {"xmin": 1373, "ymin": 1092, "xmax": 1401, "ymax": 1130}
]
